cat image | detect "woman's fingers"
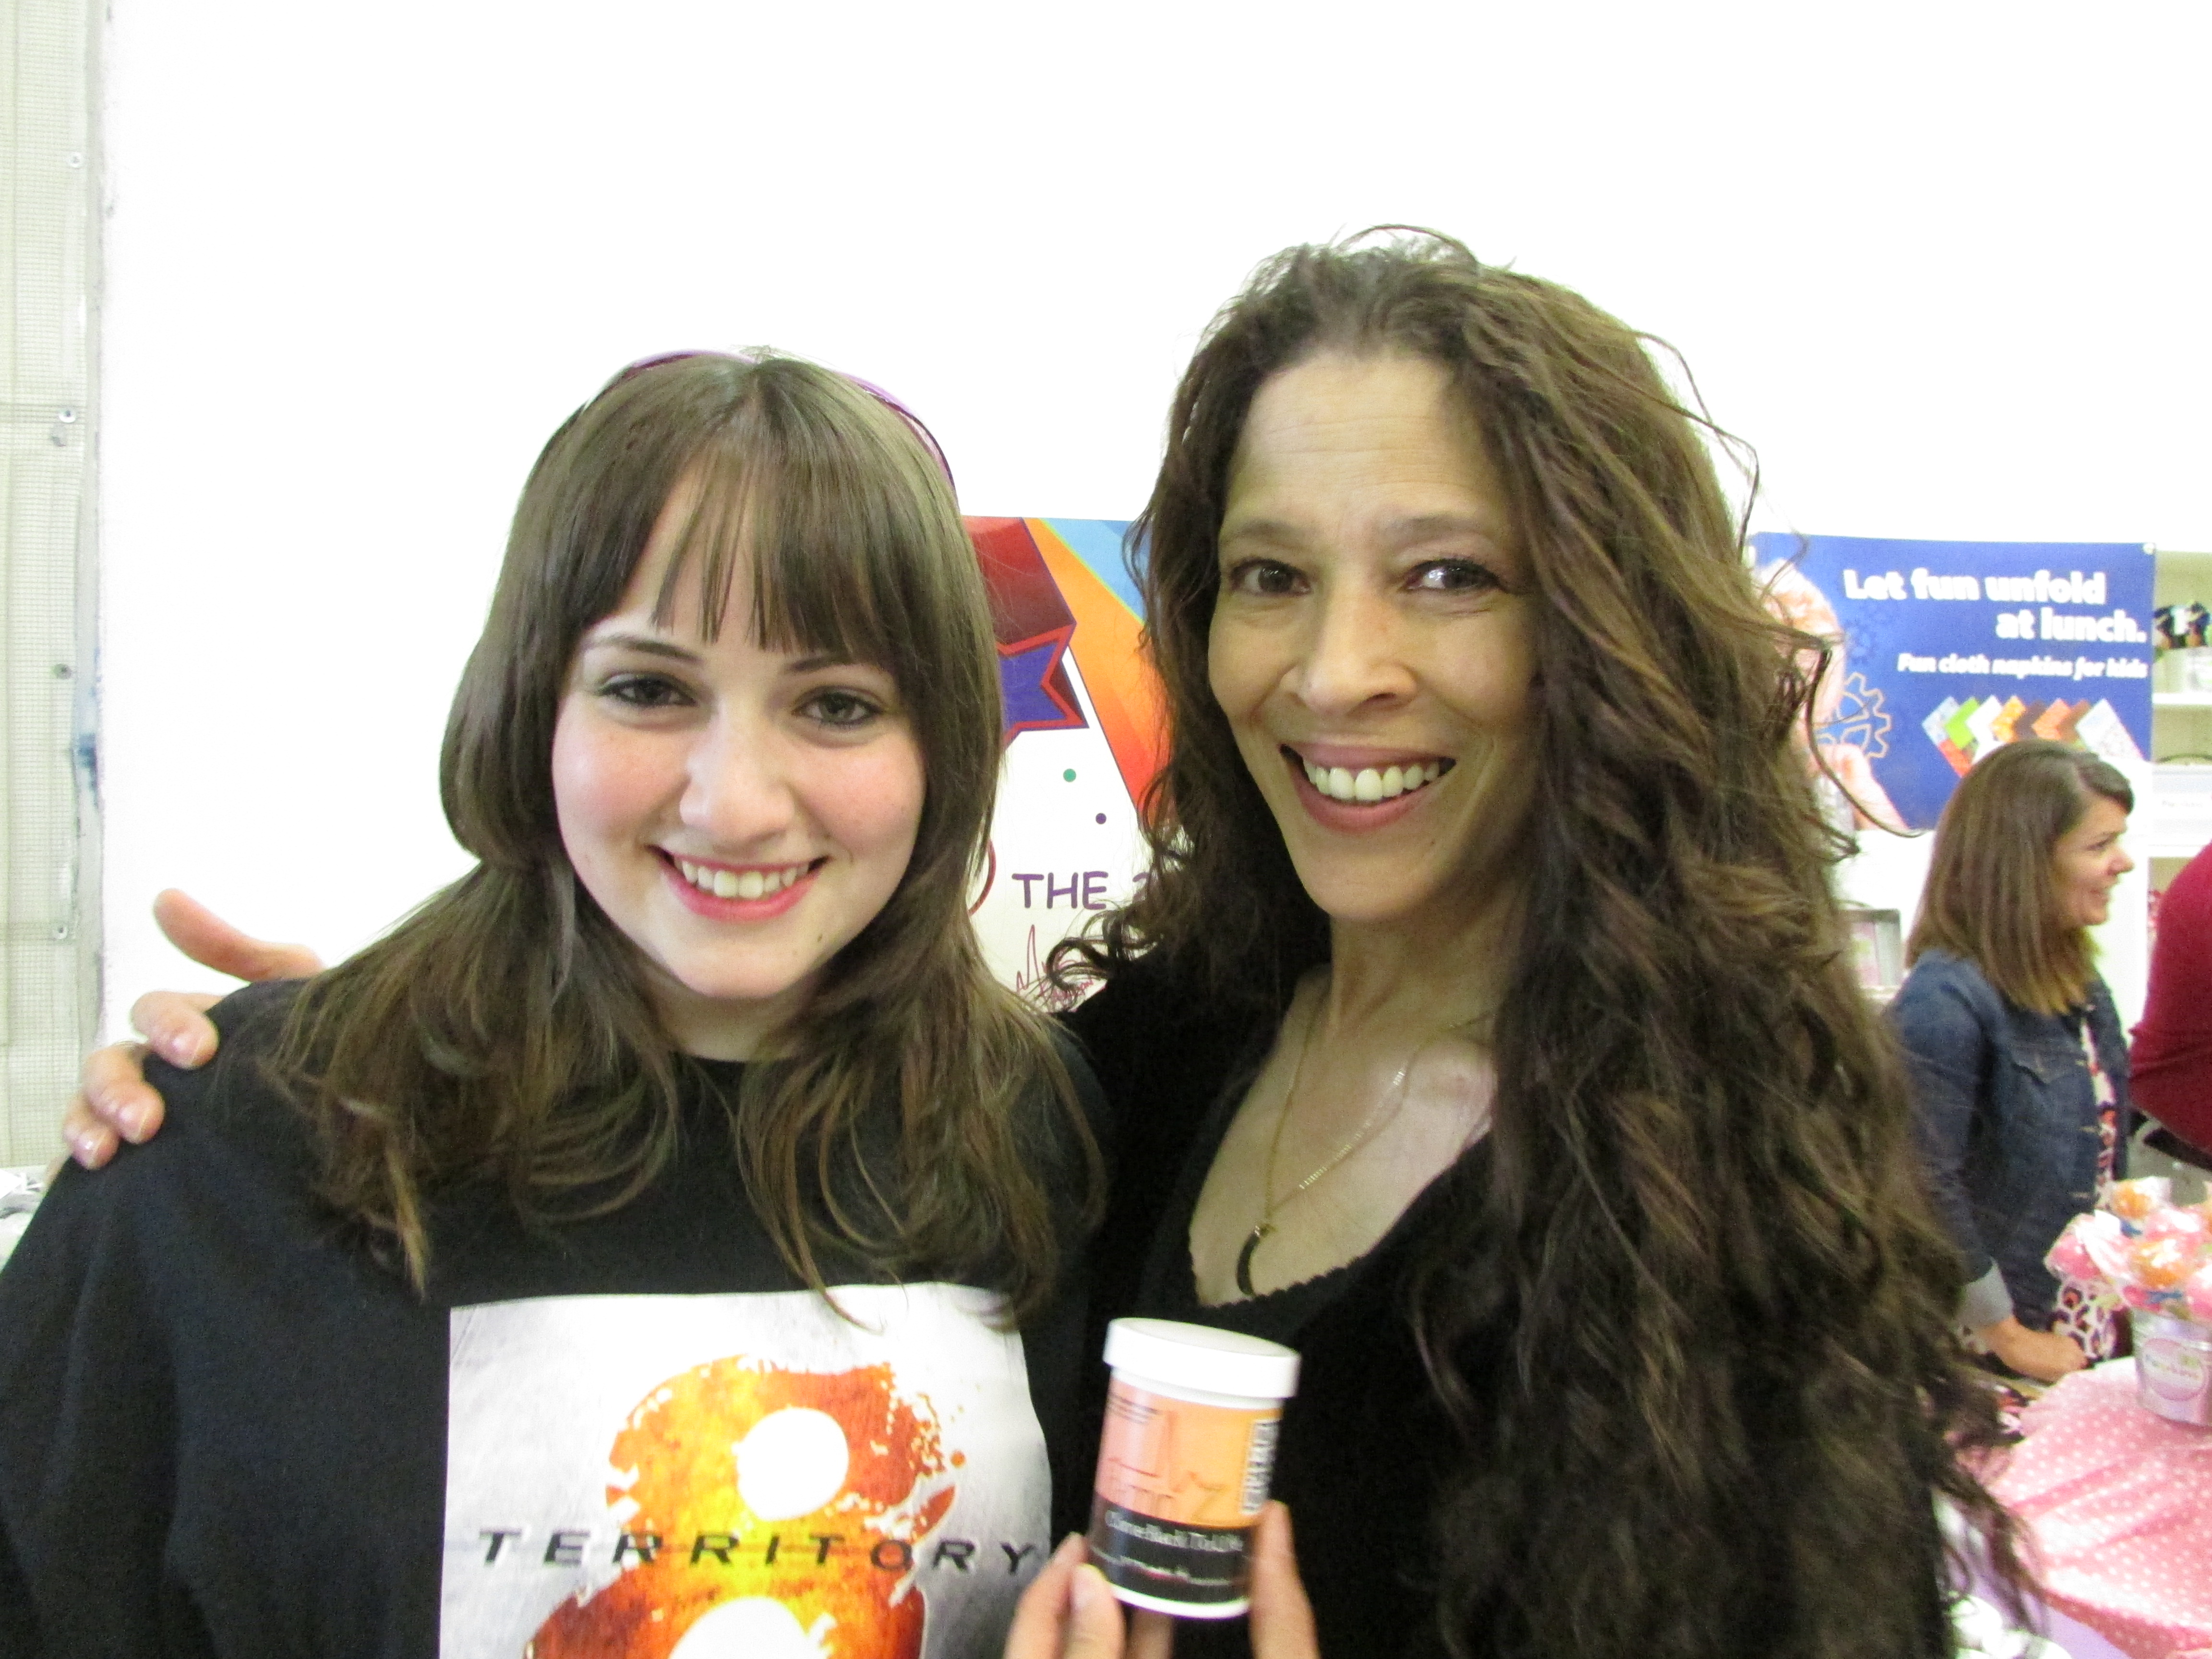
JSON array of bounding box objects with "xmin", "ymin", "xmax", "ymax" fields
[
  {"xmin": 1004, "ymin": 1535, "xmax": 1127, "ymax": 1659},
  {"xmin": 1000, "ymin": 1537, "xmax": 1076, "ymax": 1659},
  {"xmin": 68, "ymin": 1041, "xmax": 164, "ymax": 1164},
  {"xmin": 1002, "ymin": 1513, "xmax": 1297, "ymax": 1659},
  {"xmin": 152, "ymin": 889, "xmax": 323, "ymax": 983},
  {"xmin": 69, "ymin": 977, "xmax": 231, "ymax": 1166},
  {"xmin": 61, "ymin": 1081, "xmax": 123, "ymax": 1169},
  {"xmin": 93, "ymin": 887, "xmax": 321, "ymax": 1121},
  {"xmin": 127, "ymin": 990, "xmax": 223, "ymax": 1069},
  {"xmin": 1249, "ymin": 1503, "xmax": 1319, "ymax": 1659},
  {"xmin": 1126, "ymin": 1609, "xmax": 1176, "ymax": 1659},
  {"xmin": 1072, "ymin": 1568, "xmax": 1138, "ymax": 1659}
]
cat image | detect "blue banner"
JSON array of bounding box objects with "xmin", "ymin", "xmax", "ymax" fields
[{"xmin": 1750, "ymin": 535, "xmax": 2154, "ymax": 832}]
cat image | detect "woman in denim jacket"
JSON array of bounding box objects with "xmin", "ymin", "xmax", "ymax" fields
[{"xmin": 1889, "ymin": 740, "xmax": 2136, "ymax": 1383}]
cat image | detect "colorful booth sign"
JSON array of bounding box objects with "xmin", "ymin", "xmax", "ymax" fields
[
  {"xmin": 967, "ymin": 518, "xmax": 1163, "ymax": 1001},
  {"xmin": 1751, "ymin": 535, "xmax": 2154, "ymax": 832}
]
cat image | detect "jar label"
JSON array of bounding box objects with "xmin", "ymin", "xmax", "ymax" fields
[
  {"xmin": 1092, "ymin": 1379, "xmax": 1280, "ymax": 1526},
  {"xmin": 2138, "ymin": 1335, "xmax": 2210, "ymax": 1403},
  {"xmin": 1086, "ymin": 1379, "xmax": 1282, "ymax": 1611}
]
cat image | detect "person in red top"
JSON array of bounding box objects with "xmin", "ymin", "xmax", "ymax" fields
[{"xmin": 2134, "ymin": 842, "xmax": 2212, "ymax": 1158}]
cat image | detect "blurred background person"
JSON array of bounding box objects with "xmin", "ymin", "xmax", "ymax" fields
[
  {"xmin": 2133, "ymin": 841, "xmax": 2212, "ymax": 1170},
  {"xmin": 1889, "ymin": 739, "xmax": 2136, "ymax": 1384}
]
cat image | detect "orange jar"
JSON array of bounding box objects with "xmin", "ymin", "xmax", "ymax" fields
[{"xmin": 1086, "ymin": 1318, "xmax": 1301, "ymax": 1617}]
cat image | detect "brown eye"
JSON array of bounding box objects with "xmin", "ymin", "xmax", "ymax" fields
[
  {"xmin": 1408, "ymin": 560, "xmax": 1502, "ymax": 594},
  {"xmin": 803, "ymin": 688, "xmax": 884, "ymax": 729},
  {"xmin": 600, "ymin": 673, "xmax": 690, "ymax": 709},
  {"xmin": 1226, "ymin": 559, "xmax": 1303, "ymax": 597}
]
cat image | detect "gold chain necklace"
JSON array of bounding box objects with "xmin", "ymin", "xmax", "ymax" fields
[{"xmin": 1235, "ymin": 1000, "xmax": 1418, "ymax": 1298}]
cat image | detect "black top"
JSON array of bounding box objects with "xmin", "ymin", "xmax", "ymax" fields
[
  {"xmin": 1066, "ymin": 958, "xmax": 1473, "ymax": 1659},
  {"xmin": 0, "ymin": 982, "xmax": 1102, "ymax": 1659}
]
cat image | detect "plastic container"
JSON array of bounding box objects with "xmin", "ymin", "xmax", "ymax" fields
[
  {"xmin": 1086, "ymin": 1318, "xmax": 1301, "ymax": 1617},
  {"xmin": 2135, "ymin": 1313, "xmax": 2212, "ymax": 1428}
]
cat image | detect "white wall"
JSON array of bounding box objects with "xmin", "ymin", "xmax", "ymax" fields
[{"xmin": 97, "ymin": 0, "xmax": 2212, "ymax": 1029}]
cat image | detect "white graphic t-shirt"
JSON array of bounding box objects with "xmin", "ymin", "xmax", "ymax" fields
[{"xmin": 441, "ymin": 1286, "xmax": 1049, "ymax": 1659}]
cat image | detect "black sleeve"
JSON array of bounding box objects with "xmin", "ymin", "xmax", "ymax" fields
[
  {"xmin": 0, "ymin": 1157, "xmax": 187, "ymax": 1656},
  {"xmin": 0, "ymin": 983, "xmax": 297, "ymax": 1658},
  {"xmin": 1027, "ymin": 1031, "xmax": 1111, "ymax": 1540},
  {"xmin": 0, "ymin": 1507, "xmax": 37, "ymax": 1658},
  {"xmin": 1058, "ymin": 959, "xmax": 1257, "ymax": 1329},
  {"xmin": 1054, "ymin": 962, "xmax": 1262, "ymax": 1533}
]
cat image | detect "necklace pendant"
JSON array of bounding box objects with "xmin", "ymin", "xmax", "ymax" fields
[{"xmin": 1235, "ymin": 1221, "xmax": 1275, "ymax": 1298}]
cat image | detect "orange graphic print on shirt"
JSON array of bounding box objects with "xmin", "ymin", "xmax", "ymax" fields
[{"xmin": 530, "ymin": 1358, "xmax": 955, "ymax": 1658}]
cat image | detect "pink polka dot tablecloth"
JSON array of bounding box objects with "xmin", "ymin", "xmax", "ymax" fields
[{"xmin": 1987, "ymin": 1359, "xmax": 2212, "ymax": 1659}]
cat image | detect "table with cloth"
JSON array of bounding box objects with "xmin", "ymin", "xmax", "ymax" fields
[{"xmin": 1984, "ymin": 1359, "xmax": 2212, "ymax": 1659}]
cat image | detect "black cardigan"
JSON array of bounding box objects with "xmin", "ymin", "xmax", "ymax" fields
[{"xmin": 1064, "ymin": 958, "xmax": 1470, "ymax": 1659}]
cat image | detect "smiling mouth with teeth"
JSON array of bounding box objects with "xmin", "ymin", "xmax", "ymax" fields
[
  {"xmin": 672, "ymin": 857, "xmax": 814, "ymax": 901},
  {"xmin": 1298, "ymin": 754, "xmax": 1453, "ymax": 805}
]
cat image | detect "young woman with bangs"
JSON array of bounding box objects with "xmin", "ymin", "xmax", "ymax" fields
[
  {"xmin": 0, "ymin": 351, "xmax": 1106, "ymax": 1657},
  {"xmin": 1887, "ymin": 739, "xmax": 2137, "ymax": 1386},
  {"xmin": 66, "ymin": 237, "xmax": 2017, "ymax": 1659}
]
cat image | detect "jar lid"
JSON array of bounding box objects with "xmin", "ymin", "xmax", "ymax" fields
[
  {"xmin": 2138, "ymin": 1311, "xmax": 2212, "ymax": 1343},
  {"xmin": 1103, "ymin": 1317, "xmax": 1300, "ymax": 1400}
]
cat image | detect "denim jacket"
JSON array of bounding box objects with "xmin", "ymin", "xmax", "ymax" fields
[{"xmin": 1886, "ymin": 948, "xmax": 2130, "ymax": 1329}]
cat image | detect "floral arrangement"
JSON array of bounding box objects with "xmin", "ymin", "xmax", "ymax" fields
[{"xmin": 2046, "ymin": 1178, "xmax": 2212, "ymax": 1323}]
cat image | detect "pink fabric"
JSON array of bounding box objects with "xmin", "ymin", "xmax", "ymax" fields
[{"xmin": 1988, "ymin": 1360, "xmax": 2212, "ymax": 1659}]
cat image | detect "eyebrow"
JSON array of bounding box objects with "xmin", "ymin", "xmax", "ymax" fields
[
  {"xmin": 578, "ymin": 631, "xmax": 859, "ymax": 674},
  {"xmin": 579, "ymin": 632, "xmax": 701, "ymax": 662},
  {"xmin": 1219, "ymin": 512, "xmax": 1509, "ymax": 547}
]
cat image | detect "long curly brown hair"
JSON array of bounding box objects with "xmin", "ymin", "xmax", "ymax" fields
[{"xmin": 1067, "ymin": 232, "xmax": 2016, "ymax": 1658}]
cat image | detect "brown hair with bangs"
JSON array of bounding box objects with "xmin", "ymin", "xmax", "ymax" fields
[
  {"xmin": 1062, "ymin": 231, "xmax": 2018, "ymax": 1659},
  {"xmin": 271, "ymin": 351, "xmax": 1097, "ymax": 1318},
  {"xmin": 1907, "ymin": 738, "xmax": 2133, "ymax": 1015}
]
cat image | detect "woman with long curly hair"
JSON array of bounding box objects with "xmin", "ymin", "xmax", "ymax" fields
[
  {"xmin": 1047, "ymin": 231, "xmax": 2016, "ymax": 1658},
  {"xmin": 69, "ymin": 236, "xmax": 2014, "ymax": 1659}
]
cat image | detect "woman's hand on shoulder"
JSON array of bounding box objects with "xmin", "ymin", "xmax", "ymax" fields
[
  {"xmin": 1003, "ymin": 1505, "xmax": 1317, "ymax": 1659},
  {"xmin": 61, "ymin": 891, "xmax": 321, "ymax": 1168}
]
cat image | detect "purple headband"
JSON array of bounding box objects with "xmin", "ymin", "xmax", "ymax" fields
[{"xmin": 612, "ymin": 349, "xmax": 956, "ymax": 493}]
